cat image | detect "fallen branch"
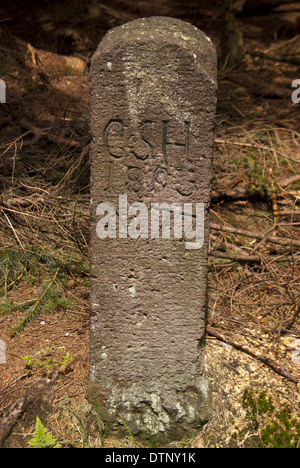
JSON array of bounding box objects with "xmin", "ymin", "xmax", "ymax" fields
[
  {"xmin": 19, "ymin": 119, "xmax": 81, "ymax": 148},
  {"xmin": 209, "ymin": 250, "xmax": 298, "ymax": 263},
  {"xmin": 210, "ymin": 222, "xmax": 300, "ymax": 248},
  {"xmin": 278, "ymin": 210, "xmax": 300, "ymax": 216},
  {"xmin": 206, "ymin": 326, "xmax": 299, "ymax": 384},
  {"xmin": 0, "ymin": 395, "xmax": 28, "ymax": 448},
  {"xmin": 0, "ymin": 361, "xmax": 74, "ymax": 447},
  {"xmin": 279, "ymin": 174, "xmax": 300, "ymax": 188},
  {"xmin": 247, "ymin": 49, "xmax": 300, "ymax": 66},
  {"xmin": 211, "ymin": 187, "xmax": 300, "ymax": 203},
  {"xmin": 211, "ymin": 188, "xmax": 254, "ymax": 202},
  {"xmin": 0, "ymin": 375, "xmax": 56, "ymax": 447}
]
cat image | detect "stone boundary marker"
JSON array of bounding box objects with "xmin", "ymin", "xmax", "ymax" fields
[{"xmin": 90, "ymin": 17, "xmax": 217, "ymax": 442}]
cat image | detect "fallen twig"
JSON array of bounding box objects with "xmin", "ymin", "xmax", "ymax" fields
[
  {"xmin": 279, "ymin": 175, "xmax": 300, "ymax": 188},
  {"xmin": 210, "ymin": 222, "xmax": 300, "ymax": 249},
  {"xmin": 278, "ymin": 210, "xmax": 300, "ymax": 216},
  {"xmin": 20, "ymin": 119, "xmax": 81, "ymax": 148},
  {"xmin": 206, "ymin": 326, "xmax": 299, "ymax": 384},
  {"xmin": 211, "ymin": 188, "xmax": 254, "ymax": 202},
  {"xmin": 209, "ymin": 250, "xmax": 298, "ymax": 264},
  {"xmin": 0, "ymin": 362, "xmax": 73, "ymax": 447},
  {"xmin": 247, "ymin": 50, "xmax": 300, "ymax": 66}
]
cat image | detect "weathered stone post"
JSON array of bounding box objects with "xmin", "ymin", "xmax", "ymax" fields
[{"xmin": 90, "ymin": 17, "xmax": 217, "ymax": 442}]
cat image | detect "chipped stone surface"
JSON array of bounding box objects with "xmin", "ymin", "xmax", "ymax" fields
[{"xmin": 90, "ymin": 17, "xmax": 217, "ymax": 442}]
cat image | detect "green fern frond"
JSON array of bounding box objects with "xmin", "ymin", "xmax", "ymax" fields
[
  {"xmin": 0, "ymin": 241, "xmax": 86, "ymax": 336},
  {"xmin": 0, "ymin": 247, "xmax": 27, "ymax": 295},
  {"xmin": 0, "ymin": 299, "xmax": 35, "ymax": 316},
  {"xmin": 2, "ymin": 268, "xmax": 76, "ymax": 337},
  {"xmin": 28, "ymin": 416, "xmax": 59, "ymax": 448},
  {"xmin": 28, "ymin": 245, "xmax": 89, "ymax": 277}
]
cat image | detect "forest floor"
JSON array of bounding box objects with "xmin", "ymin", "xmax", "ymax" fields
[{"xmin": 0, "ymin": 0, "xmax": 300, "ymax": 448}]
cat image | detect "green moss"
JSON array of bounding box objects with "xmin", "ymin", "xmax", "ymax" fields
[{"xmin": 242, "ymin": 388, "xmax": 300, "ymax": 448}]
